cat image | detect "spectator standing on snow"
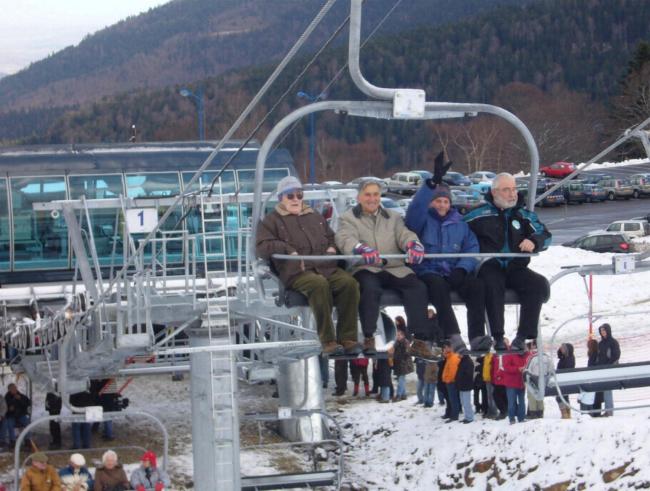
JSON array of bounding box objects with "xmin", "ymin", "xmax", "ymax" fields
[
  {"xmin": 441, "ymin": 342, "xmax": 461, "ymax": 421},
  {"xmin": 596, "ymin": 323, "xmax": 620, "ymax": 416},
  {"xmin": 423, "ymin": 359, "xmax": 438, "ymax": 408},
  {"xmin": 416, "ymin": 358, "xmax": 426, "ymax": 405},
  {"xmin": 350, "ymin": 357, "xmax": 370, "ymax": 397},
  {"xmin": 501, "ymin": 349, "xmax": 530, "ymax": 424},
  {"xmin": 393, "ymin": 327, "xmax": 414, "ymax": 401},
  {"xmin": 526, "ymin": 341, "xmax": 545, "ymax": 419},
  {"xmin": 556, "ymin": 343, "xmax": 575, "ymax": 419},
  {"xmin": 456, "ymin": 354, "xmax": 475, "ymax": 423},
  {"xmin": 582, "ymin": 338, "xmax": 602, "ymax": 415},
  {"xmin": 375, "ymin": 351, "xmax": 394, "ymax": 403}
]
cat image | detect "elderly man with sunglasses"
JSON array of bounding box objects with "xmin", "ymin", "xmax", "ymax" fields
[
  {"xmin": 256, "ymin": 176, "xmax": 361, "ymax": 355},
  {"xmin": 336, "ymin": 178, "xmax": 433, "ymax": 358}
]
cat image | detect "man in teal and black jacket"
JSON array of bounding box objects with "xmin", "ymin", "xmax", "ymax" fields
[{"xmin": 464, "ymin": 173, "xmax": 551, "ymax": 352}]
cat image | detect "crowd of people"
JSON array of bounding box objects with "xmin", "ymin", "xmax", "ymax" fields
[
  {"xmin": 18, "ymin": 449, "xmax": 169, "ymax": 491},
  {"xmin": 256, "ymin": 154, "xmax": 624, "ymax": 421},
  {"xmin": 328, "ymin": 322, "xmax": 622, "ymax": 423}
]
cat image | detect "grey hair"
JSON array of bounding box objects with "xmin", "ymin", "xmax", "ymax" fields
[
  {"xmin": 102, "ymin": 450, "xmax": 118, "ymax": 464},
  {"xmin": 357, "ymin": 178, "xmax": 385, "ymax": 193},
  {"xmin": 491, "ymin": 172, "xmax": 515, "ymax": 191}
]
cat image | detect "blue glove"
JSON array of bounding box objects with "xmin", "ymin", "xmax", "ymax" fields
[
  {"xmin": 353, "ymin": 243, "xmax": 381, "ymax": 265},
  {"xmin": 406, "ymin": 241, "xmax": 425, "ymax": 265}
]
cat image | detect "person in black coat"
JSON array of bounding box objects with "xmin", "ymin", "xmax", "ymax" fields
[
  {"xmin": 45, "ymin": 392, "xmax": 62, "ymax": 449},
  {"xmin": 584, "ymin": 338, "xmax": 603, "ymax": 415},
  {"xmin": 556, "ymin": 343, "xmax": 575, "ymax": 419},
  {"xmin": 597, "ymin": 324, "xmax": 620, "ymax": 416},
  {"xmin": 5, "ymin": 383, "xmax": 31, "ymax": 444},
  {"xmin": 457, "ymin": 354, "xmax": 475, "ymax": 423}
]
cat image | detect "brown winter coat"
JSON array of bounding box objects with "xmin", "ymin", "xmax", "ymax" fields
[
  {"xmin": 20, "ymin": 465, "xmax": 61, "ymax": 491},
  {"xmin": 93, "ymin": 465, "xmax": 129, "ymax": 491},
  {"xmin": 424, "ymin": 360, "xmax": 439, "ymax": 383},
  {"xmin": 335, "ymin": 205, "xmax": 419, "ymax": 278},
  {"xmin": 392, "ymin": 338, "xmax": 415, "ymax": 376},
  {"xmin": 256, "ymin": 203, "xmax": 338, "ymax": 287}
]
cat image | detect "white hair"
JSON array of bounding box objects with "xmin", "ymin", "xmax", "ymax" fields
[
  {"xmin": 102, "ymin": 450, "xmax": 118, "ymax": 465},
  {"xmin": 491, "ymin": 172, "xmax": 515, "ymax": 191}
]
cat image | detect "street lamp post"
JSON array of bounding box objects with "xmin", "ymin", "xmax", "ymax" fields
[
  {"xmin": 180, "ymin": 87, "xmax": 205, "ymax": 141},
  {"xmin": 297, "ymin": 91, "xmax": 325, "ymax": 184}
]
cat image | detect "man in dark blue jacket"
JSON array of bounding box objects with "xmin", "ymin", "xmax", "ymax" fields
[
  {"xmin": 406, "ymin": 154, "xmax": 490, "ymax": 355},
  {"xmin": 464, "ymin": 173, "xmax": 551, "ymax": 352}
]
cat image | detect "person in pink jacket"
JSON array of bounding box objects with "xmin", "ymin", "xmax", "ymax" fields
[{"xmin": 501, "ymin": 350, "xmax": 530, "ymax": 424}]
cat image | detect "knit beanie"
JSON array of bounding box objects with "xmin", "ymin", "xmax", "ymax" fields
[
  {"xmin": 141, "ymin": 450, "xmax": 157, "ymax": 468},
  {"xmin": 431, "ymin": 184, "xmax": 452, "ymax": 202}
]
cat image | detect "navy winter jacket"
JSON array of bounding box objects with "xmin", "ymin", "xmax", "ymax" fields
[
  {"xmin": 405, "ymin": 183, "xmax": 479, "ymax": 276},
  {"xmin": 463, "ymin": 191, "xmax": 551, "ymax": 268}
]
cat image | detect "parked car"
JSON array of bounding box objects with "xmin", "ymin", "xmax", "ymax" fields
[
  {"xmin": 628, "ymin": 175, "xmax": 650, "ymax": 199},
  {"xmin": 559, "ymin": 181, "xmax": 587, "ymax": 204},
  {"xmin": 562, "ymin": 231, "xmax": 633, "ymax": 253},
  {"xmin": 347, "ymin": 176, "xmax": 387, "ymax": 194},
  {"xmin": 397, "ymin": 198, "xmax": 412, "ymax": 213},
  {"xmin": 605, "ymin": 220, "xmax": 650, "ymax": 238},
  {"xmin": 582, "ymin": 183, "xmax": 607, "ymax": 202},
  {"xmin": 468, "ymin": 171, "xmax": 496, "ymax": 184},
  {"xmin": 411, "ymin": 170, "xmax": 433, "ymax": 181},
  {"xmin": 451, "ymin": 188, "xmax": 485, "ymax": 214},
  {"xmin": 580, "ymin": 173, "xmax": 612, "ymax": 184},
  {"xmin": 385, "ymin": 172, "xmax": 422, "ymax": 195},
  {"xmin": 442, "ymin": 171, "xmax": 472, "ymax": 187},
  {"xmin": 470, "ymin": 181, "xmax": 492, "ymax": 196},
  {"xmin": 598, "ymin": 178, "xmax": 634, "ymax": 200},
  {"xmin": 540, "ymin": 161, "xmax": 576, "ymax": 178},
  {"xmin": 381, "ymin": 197, "xmax": 405, "ymax": 217},
  {"xmin": 515, "ymin": 177, "xmax": 565, "ymax": 207}
]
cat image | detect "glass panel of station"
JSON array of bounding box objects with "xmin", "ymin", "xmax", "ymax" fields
[
  {"xmin": 125, "ymin": 172, "xmax": 184, "ymax": 269},
  {"xmin": 182, "ymin": 170, "xmax": 237, "ymax": 260},
  {"xmin": 0, "ymin": 179, "xmax": 9, "ymax": 270},
  {"xmin": 68, "ymin": 174, "xmax": 124, "ymax": 268},
  {"xmin": 11, "ymin": 176, "xmax": 68, "ymax": 270}
]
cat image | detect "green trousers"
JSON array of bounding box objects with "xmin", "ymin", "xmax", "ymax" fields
[{"xmin": 290, "ymin": 268, "xmax": 360, "ymax": 344}]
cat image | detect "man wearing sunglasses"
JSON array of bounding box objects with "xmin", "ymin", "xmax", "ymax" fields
[
  {"xmin": 256, "ymin": 176, "xmax": 361, "ymax": 355},
  {"xmin": 336, "ymin": 178, "xmax": 431, "ymax": 357}
]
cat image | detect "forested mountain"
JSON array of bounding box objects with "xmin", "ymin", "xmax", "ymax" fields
[
  {"xmin": 0, "ymin": 0, "xmax": 529, "ymax": 111},
  {"xmin": 1, "ymin": 0, "xmax": 649, "ymax": 180}
]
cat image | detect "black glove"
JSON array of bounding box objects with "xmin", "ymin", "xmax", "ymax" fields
[
  {"xmin": 447, "ymin": 268, "xmax": 466, "ymax": 290},
  {"xmin": 432, "ymin": 151, "xmax": 453, "ymax": 185}
]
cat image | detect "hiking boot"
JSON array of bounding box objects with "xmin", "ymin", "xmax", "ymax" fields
[
  {"xmin": 449, "ymin": 334, "xmax": 469, "ymax": 355},
  {"xmin": 510, "ymin": 335, "xmax": 526, "ymax": 352},
  {"xmin": 409, "ymin": 339, "xmax": 434, "ymax": 359},
  {"xmin": 470, "ymin": 335, "xmax": 494, "ymax": 353},
  {"xmin": 322, "ymin": 341, "xmax": 344, "ymax": 356},
  {"xmin": 362, "ymin": 337, "xmax": 376, "ymax": 355},
  {"xmin": 494, "ymin": 337, "xmax": 507, "ymax": 352},
  {"xmin": 342, "ymin": 340, "xmax": 362, "ymax": 355}
]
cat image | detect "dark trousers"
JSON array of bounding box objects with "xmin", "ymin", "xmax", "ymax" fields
[
  {"xmin": 493, "ymin": 384, "xmax": 508, "ymax": 415},
  {"xmin": 420, "ymin": 273, "xmax": 486, "ymax": 340},
  {"xmin": 355, "ymin": 270, "xmax": 429, "ymax": 339},
  {"xmin": 334, "ymin": 360, "xmax": 349, "ymax": 392},
  {"xmin": 479, "ymin": 261, "xmax": 549, "ymax": 339},
  {"xmin": 446, "ymin": 383, "xmax": 460, "ymax": 420},
  {"xmin": 474, "ymin": 380, "xmax": 488, "ymax": 414}
]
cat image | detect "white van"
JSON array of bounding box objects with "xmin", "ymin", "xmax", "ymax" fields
[{"xmin": 605, "ymin": 220, "xmax": 650, "ymax": 238}]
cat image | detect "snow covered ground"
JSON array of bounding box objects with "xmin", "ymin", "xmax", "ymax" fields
[{"xmin": 2, "ymin": 245, "xmax": 650, "ymax": 490}]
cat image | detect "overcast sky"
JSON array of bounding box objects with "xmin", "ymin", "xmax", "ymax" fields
[{"xmin": 0, "ymin": 0, "xmax": 171, "ymax": 75}]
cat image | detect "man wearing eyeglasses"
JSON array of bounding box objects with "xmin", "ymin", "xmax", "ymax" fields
[
  {"xmin": 464, "ymin": 173, "xmax": 551, "ymax": 352},
  {"xmin": 256, "ymin": 176, "xmax": 361, "ymax": 356},
  {"xmin": 336, "ymin": 179, "xmax": 432, "ymax": 358}
]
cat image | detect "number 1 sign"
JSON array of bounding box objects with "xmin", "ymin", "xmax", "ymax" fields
[{"xmin": 126, "ymin": 208, "xmax": 158, "ymax": 233}]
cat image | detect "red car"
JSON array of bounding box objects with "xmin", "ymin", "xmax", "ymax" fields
[{"xmin": 540, "ymin": 161, "xmax": 576, "ymax": 178}]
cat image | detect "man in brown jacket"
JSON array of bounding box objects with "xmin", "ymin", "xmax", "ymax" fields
[
  {"xmin": 256, "ymin": 176, "xmax": 361, "ymax": 355},
  {"xmin": 20, "ymin": 452, "xmax": 61, "ymax": 491},
  {"xmin": 336, "ymin": 179, "xmax": 431, "ymax": 357}
]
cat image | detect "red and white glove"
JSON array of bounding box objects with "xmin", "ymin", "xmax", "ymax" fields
[
  {"xmin": 135, "ymin": 486, "xmax": 145, "ymax": 491},
  {"xmin": 353, "ymin": 243, "xmax": 380, "ymax": 265},
  {"xmin": 406, "ymin": 241, "xmax": 425, "ymax": 265},
  {"xmin": 155, "ymin": 483, "xmax": 165, "ymax": 491}
]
